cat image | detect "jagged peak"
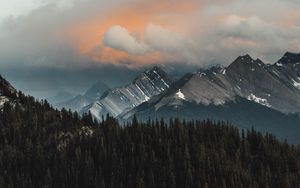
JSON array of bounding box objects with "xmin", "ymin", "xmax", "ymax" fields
[
  {"xmin": 284, "ymin": 51, "xmax": 300, "ymax": 56},
  {"xmin": 236, "ymin": 54, "xmax": 254, "ymax": 62},
  {"xmin": 197, "ymin": 64, "xmax": 226, "ymax": 76},
  {"xmin": 142, "ymin": 66, "xmax": 166, "ymax": 78},
  {"xmin": 276, "ymin": 51, "xmax": 300, "ymax": 65},
  {"xmin": 254, "ymin": 58, "xmax": 265, "ymax": 66},
  {"xmin": 145, "ymin": 65, "xmax": 164, "ymax": 73},
  {"xmin": 211, "ymin": 64, "xmax": 224, "ymax": 69},
  {"xmin": 209, "ymin": 64, "xmax": 225, "ymax": 72},
  {"xmin": 228, "ymin": 54, "xmax": 265, "ymax": 68},
  {"xmin": 151, "ymin": 65, "xmax": 162, "ymax": 71},
  {"xmin": 133, "ymin": 65, "xmax": 173, "ymax": 86}
]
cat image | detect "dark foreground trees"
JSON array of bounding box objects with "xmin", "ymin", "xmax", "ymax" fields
[{"xmin": 0, "ymin": 94, "xmax": 299, "ymax": 188}]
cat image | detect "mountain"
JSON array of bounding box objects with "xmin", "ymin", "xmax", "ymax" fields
[
  {"xmin": 0, "ymin": 75, "xmax": 17, "ymax": 108},
  {"xmin": 122, "ymin": 96, "xmax": 300, "ymax": 143},
  {"xmin": 124, "ymin": 53, "xmax": 300, "ymax": 115},
  {"xmin": 276, "ymin": 51, "xmax": 300, "ymax": 65},
  {"xmin": 271, "ymin": 52, "xmax": 300, "ymax": 91},
  {"xmin": 225, "ymin": 54, "xmax": 300, "ymax": 114},
  {"xmin": 84, "ymin": 81, "xmax": 109, "ymax": 101},
  {"xmin": 56, "ymin": 95, "xmax": 91, "ymax": 112},
  {"xmin": 55, "ymin": 81, "xmax": 109, "ymax": 112},
  {"xmin": 47, "ymin": 90, "xmax": 74, "ymax": 105},
  {"xmin": 82, "ymin": 66, "xmax": 174, "ymax": 120},
  {"xmin": 120, "ymin": 53, "xmax": 300, "ymax": 143},
  {"xmin": 1, "ymin": 87, "xmax": 300, "ymax": 187}
]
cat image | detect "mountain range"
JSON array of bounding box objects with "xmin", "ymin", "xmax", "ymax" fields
[
  {"xmin": 121, "ymin": 52, "xmax": 300, "ymax": 142},
  {"xmin": 1, "ymin": 52, "xmax": 300, "ymax": 142},
  {"xmin": 121, "ymin": 52, "xmax": 300, "ymax": 116},
  {"xmin": 55, "ymin": 81, "xmax": 110, "ymax": 112},
  {"xmin": 46, "ymin": 90, "xmax": 74, "ymax": 105},
  {"xmin": 62, "ymin": 52, "xmax": 300, "ymax": 120}
]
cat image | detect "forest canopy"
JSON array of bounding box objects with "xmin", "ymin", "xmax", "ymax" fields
[{"xmin": 0, "ymin": 93, "xmax": 299, "ymax": 188}]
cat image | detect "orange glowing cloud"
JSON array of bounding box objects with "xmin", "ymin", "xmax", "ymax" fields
[{"xmin": 64, "ymin": 0, "xmax": 201, "ymax": 65}]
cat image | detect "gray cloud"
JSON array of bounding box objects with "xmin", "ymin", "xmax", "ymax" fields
[
  {"xmin": 1, "ymin": 0, "xmax": 300, "ymax": 96},
  {"xmin": 103, "ymin": 25, "xmax": 149, "ymax": 55},
  {"xmin": 103, "ymin": 24, "xmax": 198, "ymax": 63},
  {"xmin": 1, "ymin": 0, "xmax": 300, "ymax": 67}
]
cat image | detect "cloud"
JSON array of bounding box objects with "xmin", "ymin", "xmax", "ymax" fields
[
  {"xmin": 208, "ymin": 14, "xmax": 300, "ymax": 63},
  {"xmin": 144, "ymin": 23, "xmax": 191, "ymax": 52},
  {"xmin": 143, "ymin": 24, "xmax": 198, "ymax": 63},
  {"xmin": 103, "ymin": 25, "xmax": 149, "ymax": 55},
  {"xmin": 1, "ymin": 0, "xmax": 300, "ymax": 68},
  {"xmin": 102, "ymin": 24, "xmax": 198, "ymax": 64},
  {"xmin": 2, "ymin": 0, "xmax": 300, "ymax": 97}
]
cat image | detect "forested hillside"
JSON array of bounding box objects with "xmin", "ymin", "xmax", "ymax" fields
[{"xmin": 0, "ymin": 93, "xmax": 299, "ymax": 187}]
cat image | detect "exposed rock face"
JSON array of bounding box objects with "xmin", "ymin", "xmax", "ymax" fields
[
  {"xmin": 122, "ymin": 52, "xmax": 300, "ymax": 120},
  {"xmin": 55, "ymin": 81, "xmax": 109, "ymax": 112},
  {"xmin": 54, "ymin": 52, "xmax": 300, "ymax": 123},
  {"xmin": 0, "ymin": 75, "xmax": 17, "ymax": 108},
  {"xmin": 81, "ymin": 66, "xmax": 174, "ymax": 120},
  {"xmin": 118, "ymin": 54, "xmax": 300, "ymax": 143}
]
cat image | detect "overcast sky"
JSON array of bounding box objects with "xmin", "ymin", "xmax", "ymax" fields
[
  {"xmin": 0, "ymin": 0, "xmax": 300, "ymax": 97},
  {"xmin": 0, "ymin": 0, "xmax": 38, "ymax": 21}
]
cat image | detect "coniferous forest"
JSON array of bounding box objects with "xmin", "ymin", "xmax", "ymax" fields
[{"xmin": 0, "ymin": 93, "xmax": 300, "ymax": 188}]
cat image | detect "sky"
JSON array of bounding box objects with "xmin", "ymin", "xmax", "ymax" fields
[{"xmin": 0, "ymin": 0, "xmax": 300, "ymax": 98}]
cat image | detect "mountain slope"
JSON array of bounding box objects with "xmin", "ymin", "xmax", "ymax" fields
[
  {"xmin": 82, "ymin": 66, "xmax": 174, "ymax": 120},
  {"xmin": 0, "ymin": 75, "xmax": 17, "ymax": 108},
  {"xmin": 122, "ymin": 96, "xmax": 300, "ymax": 143},
  {"xmin": 121, "ymin": 53, "xmax": 300, "ymax": 143},
  {"xmin": 47, "ymin": 90, "xmax": 74, "ymax": 105},
  {"xmin": 84, "ymin": 81, "xmax": 109, "ymax": 101},
  {"xmin": 55, "ymin": 81, "xmax": 109, "ymax": 112},
  {"xmin": 125, "ymin": 53, "xmax": 300, "ymax": 117},
  {"xmin": 225, "ymin": 53, "xmax": 300, "ymax": 114},
  {"xmin": 56, "ymin": 95, "xmax": 91, "ymax": 112}
]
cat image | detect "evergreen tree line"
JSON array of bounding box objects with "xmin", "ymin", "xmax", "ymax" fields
[{"xmin": 0, "ymin": 93, "xmax": 299, "ymax": 187}]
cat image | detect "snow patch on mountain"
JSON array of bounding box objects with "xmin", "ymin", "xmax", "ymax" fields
[
  {"xmin": 176, "ymin": 89, "xmax": 185, "ymax": 100},
  {"xmin": 222, "ymin": 69, "xmax": 226, "ymax": 75},
  {"xmin": 292, "ymin": 78, "xmax": 300, "ymax": 89},
  {"xmin": 135, "ymin": 84, "xmax": 150, "ymax": 102},
  {"xmin": 247, "ymin": 94, "xmax": 271, "ymax": 107}
]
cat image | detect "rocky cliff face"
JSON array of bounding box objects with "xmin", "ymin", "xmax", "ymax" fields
[
  {"xmin": 122, "ymin": 52, "xmax": 300, "ymax": 120},
  {"xmin": 0, "ymin": 75, "xmax": 17, "ymax": 108},
  {"xmin": 81, "ymin": 66, "xmax": 174, "ymax": 120}
]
